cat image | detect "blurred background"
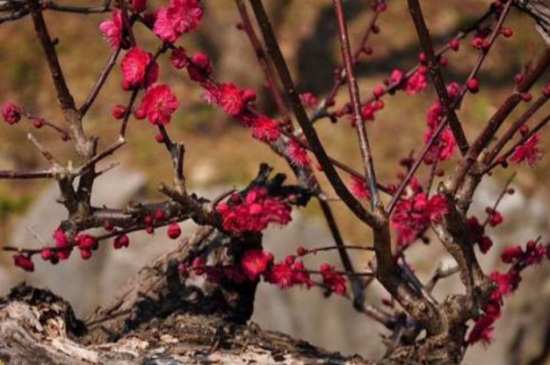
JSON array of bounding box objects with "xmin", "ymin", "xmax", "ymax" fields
[{"xmin": 0, "ymin": 0, "xmax": 550, "ymax": 363}]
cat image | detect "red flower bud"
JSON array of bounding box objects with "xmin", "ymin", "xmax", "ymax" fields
[{"xmin": 167, "ymin": 223, "xmax": 182, "ymax": 239}]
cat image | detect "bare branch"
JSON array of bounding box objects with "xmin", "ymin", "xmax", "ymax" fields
[{"xmin": 333, "ymin": 0, "xmax": 380, "ymax": 207}]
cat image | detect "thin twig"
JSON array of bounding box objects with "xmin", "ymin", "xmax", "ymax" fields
[
  {"xmin": 484, "ymin": 92, "xmax": 550, "ymax": 165},
  {"xmin": 0, "ymin": 170, "xmax": 55, "ymax": 179},
  {"xmin": 480, "ymin": 173, "xmax": 515, "ymax": 230},
  {"xmin": 27, "ymin": 133, "xmax": 61, "ymax": 166},
  {"xmin": 387, "ymin": 117, "xmax": 448, "ymax": 214},
  {"xmin": 76, "ymin": 137, "xmax": 126, "ymax": 176},
  {"xmin": 311, "ymin": 6, "xmax": 382, "ymax": 123},
  {"xmin": 485, "ymin": 112, "xmax": 550, "ymax": 173},
  {"xmin": 333, "ymin": 0, "xmax": 380, "ymax": 208},
  {"xmin": 447, "ymin": 47, "xmax": 550, "ymax": 194},
  {"xmin": 80, "ymin": 46, "xmax": 122, "ymax": 116}
]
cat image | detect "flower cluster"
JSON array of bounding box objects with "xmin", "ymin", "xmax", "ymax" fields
[
  {"xmin": 360, "ymin": 99, "xmax": 385, "ymax": 123},
  {"xmin": 468, "ymin": 240, "xmax": 548, "ymax": 346},
  {"xmin": 203, "ymin": 82, "xmax": 284, "ymax": 143},
  {"xmin": 500, "ymin": 240, "xmax": 547, "ymax": 266},
  {"xmin": 77, "ymin": 233, "xmax": 99, "ymax": 260},
  {"xmin": 13, "ymin": 206, "xmax": 189, "ymax": 270},
  {"xmin": 178, "ymin": 248, "xmax": 345, "ymax": 296},
  {"xmin": 318, "ymin": 263, "xmax": 347, "ymax": 295},
  {"xmin": 391, "ymin": 193, "xmax": 448, "ymax": 246},
  {"xmin": 404, "ymin": 66, "xmax": 428, "ymax": 95},
  {"xmin": 241, "ymin": 251, "xmax": 344, "ymax": 295},
  {"xmin": 217, "ymin": 187, "xmax": 292, "ymax": 234},
  {"xmin": 386, "ymin": 67, "xmax": 428, "ymax": 96}
]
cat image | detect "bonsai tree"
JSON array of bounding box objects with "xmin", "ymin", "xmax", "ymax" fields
[{"xmin": 1, "ymin": 0, "xmax": 550, "ymax": 363}]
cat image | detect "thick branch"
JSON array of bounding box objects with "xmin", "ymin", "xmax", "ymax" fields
[{"xmin": 27, "ymin": 0, "xmax": 90, "ymax": 158}]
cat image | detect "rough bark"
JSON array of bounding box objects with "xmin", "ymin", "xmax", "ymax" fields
[
  {"xmin": 0, "ymin": 284, "xmax": 376, "ymax": 365},
  {"xmin": 0, "ymin": 227, "xmax": 380, "ymax": 365}
]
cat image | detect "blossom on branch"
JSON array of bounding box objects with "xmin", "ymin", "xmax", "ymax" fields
[
  {"xmin": 319, "ymin": 263, "xmax": 347, "ymax": 296},
  {"xmin": 252, "ymin": 115, "xmax": 280, "ymax": 142},
  {"xmin": 217, "ymin": 188, "xmax": 292, "ymax": 234},
  {"xmin": 511, "ymin": 134, "xmax": 543, "ymax": 166},
  {"xmin": 99, "ymin": 10, "xmax": 123, "ymax": 48},
  {"xmin": 264, "ymin": 260, "xmax": 313, "ymax": 289},
  {"xmin": 287, "ymin": 140, "xmax": 311, "ymax": 167},
  {"xmin": 404, "ymin": 66, "xmax": 428, "ymax": 95},
  {"xmin": 240, "ymin": 249, "xmax": 274, "ymax": 281},
  {"xmin": 138, "ymin": 85, "xmax": 180, "ymax": 125},
  {"xmin": 121, "ymin": 47, "xmax": 159, "ymax": 89},
  {"xmin": 391, "ymin": 193, "xmax": 448, "ymax": 246},
  {"xmin": 1, "ymin": 102, "xmax": 21, "ymax": 125},
  {"xmin": 154, "ymin": 0, "xmax": 204, "ymax": 43}
]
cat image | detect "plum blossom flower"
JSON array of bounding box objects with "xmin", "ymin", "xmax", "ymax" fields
[
  {"xmin": 500, "ymin": 245, "xmax": 522, "ymax": 264},
  {"xmin": 120, "ymin": 47, "xmax": 159, "ymax": 89},
  {"xmin": 467, "ymin": 311, "xmax": 497, "ymax": 346},
  {"xmin": 252, "ymin": 115, "xmax": 280, "ymax": 142},
  {"xmin": 138, "ymin": 85, "xmax": 180, "ymax": 125},
  {"xmin": 423, "ymin": 127, "xmax": 457, "ymax": 164},
  {"xmin": 389, "ymin": 69, "xmax": 404, "ymax": 85},
  {"xmin": 287, "ymin": 140, "xmax": 311, "ymax": 167},
  {"xmin": 153, "ymin": 0, "xmax": 204, "ymax": 43},
  {"xmin": 99, "ymin": 10, "xmax": 123, "ymax": 48},
  {"xmin": 264, "ymin": 262, "xmax": 296, "ymax": 289},
  {"xmin": 217, "ymin": 83, "xmax": 246, "ymax": 116},
  {"xmin": 511, "ymin": 134, "xmax": 543, "ymax": 166},
  {"xmin": 53, "ymin": 228, "xmax": 72, "ymax": 260},
  {"xmin": 240, "ymin": 250, "xmax": 274, "ymax": 281}
]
